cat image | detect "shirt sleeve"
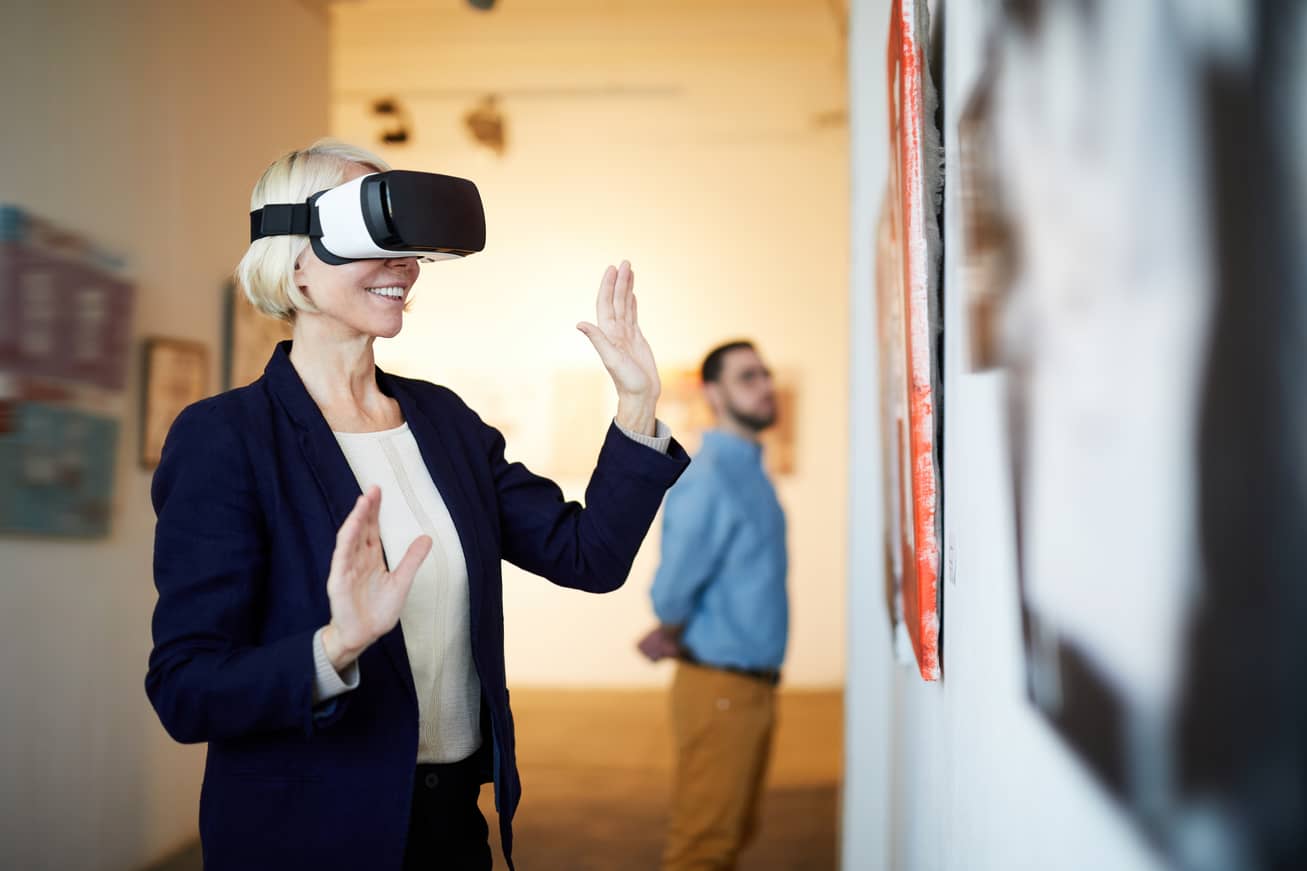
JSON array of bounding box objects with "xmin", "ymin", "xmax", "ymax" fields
[
  {"xmin": 615, "ymin": 418, "xmax": 672, "ymax": 455},
  {"xmin": 650, "ymin": 469, "xmax": 737, "ymax": 626},
  {"xmin": 311, "ymin": 626, "xmax": 360, "ymax": 706}
]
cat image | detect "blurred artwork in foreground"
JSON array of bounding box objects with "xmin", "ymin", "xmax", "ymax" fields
[
  {"xmin": 875, "ymin": 195, "xmax": 917, "ymax": 670},
  {"xmin": 979, "ymin": 2, "xmax": 1307, "ymax": 868},
  {"xmin": 957, "ymin": 30, "xmax": 1014, "ymax": 374},
  {"xmin": 875, "ymin": 0, "xmax": 944, "ymax": 681},
  {"xmin": 0, "ymin": 206, "xmax": 134, "ymax": 537}
]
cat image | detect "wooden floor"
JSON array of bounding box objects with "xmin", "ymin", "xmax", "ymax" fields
[
  {"xmin": 495, "ymin": 688, "xmax": 842, "ymax": 870},
  {"xmin": 146, "ymin": 688, "xmax": 843, "ymax": 871}
]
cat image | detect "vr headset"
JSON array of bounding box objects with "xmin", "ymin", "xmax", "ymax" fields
[{"xmin": 249, "ymin": 170, "xmax": 486, "ymax": 265}]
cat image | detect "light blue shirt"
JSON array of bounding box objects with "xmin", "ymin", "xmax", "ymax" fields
[{"xmin": 651, "ymin": 429, "xmax": 789, "ymax": 671}]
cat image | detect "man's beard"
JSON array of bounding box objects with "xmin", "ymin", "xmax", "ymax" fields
[{"xmin": 726, "ymin": 397, "xmax": 776, "ymax": 433}]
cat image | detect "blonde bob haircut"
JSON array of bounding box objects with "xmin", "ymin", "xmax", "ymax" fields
[{"xmin": 235, "ymin": 139, "xmax": 391, "ymax": 321}]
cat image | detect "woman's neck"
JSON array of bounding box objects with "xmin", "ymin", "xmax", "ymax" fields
[{"xmin": 289, "ymin": 319, "xmax": 402, "ymax": 432}]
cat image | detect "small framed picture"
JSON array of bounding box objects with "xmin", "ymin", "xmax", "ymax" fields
[
  {"xmin": 140, "ymin": 338, "xmax": 209, "ymax": 469},
  {"xmin": 222, "ymin": 281, "xmax": 291, "ymax": 390}
]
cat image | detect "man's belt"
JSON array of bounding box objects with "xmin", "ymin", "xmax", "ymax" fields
[{"xmin": 679, "ymin": 651, "xmax": 781, "ymax": 686}]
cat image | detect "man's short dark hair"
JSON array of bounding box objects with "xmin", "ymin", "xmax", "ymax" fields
[{"xmin": 701, "ymin": 340, "xmax": 756, "ymax": 384}]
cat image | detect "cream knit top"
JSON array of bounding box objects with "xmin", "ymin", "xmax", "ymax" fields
[
  {"xmin": 309, "ymin": 418, "xmax": 671, "ymax": 764},
  {"xmin": 331, "ymin": 422, "xmax": 481, "ymax": 764}
]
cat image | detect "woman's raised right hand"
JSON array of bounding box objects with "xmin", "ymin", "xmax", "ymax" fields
[{"xmin": 320, "ymin": 486, "xmax": 431, "ymax": 671}]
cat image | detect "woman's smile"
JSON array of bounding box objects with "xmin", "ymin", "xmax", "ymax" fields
[{"xmin": 364, "ymin": 284, "xmax": 407, "ymax": 302}]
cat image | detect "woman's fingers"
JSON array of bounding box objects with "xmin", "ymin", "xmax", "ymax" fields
[
  {"xmin": 613, "ymin": 260, "xmax": 630, "ymax": 327},
  {"xmin": 583, "ymin": 260, "xmax": 657, "ymax": 397},
  {"xmin": 627, "ymin": 267, "xmax": 637, "ymax": 328},
  {"xmin": 364, "ymin": 485, "xmax": 382, "ymax": 529},
  {"xmin": 577, "ymin": 321, "xmax": 623, "ymax": 371},
  {"xmin": 391, "ymin": 534, "xmax": 433, "ymax": 587},
  {"xmin": 332, "ymin": 488, "xmax": 384, "ymax": 584},
  {"xmin": 334, "ymin": 493, "xmax": 370, "ymax": 555},
  {"xmin": 596, "ymin": 264, "xmax": 617, "ymax": 329}
]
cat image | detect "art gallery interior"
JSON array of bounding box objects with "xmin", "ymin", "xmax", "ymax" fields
[{"xmin": 1, "ymin": 1, "xmax": 1303, "ymax": 870}]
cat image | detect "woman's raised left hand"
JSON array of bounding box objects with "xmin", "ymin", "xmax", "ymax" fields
[{"xmin": 577, "ymin": 260, "xmax": 662, "ymax": 437}]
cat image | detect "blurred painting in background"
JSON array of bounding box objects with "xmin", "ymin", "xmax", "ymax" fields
[
  {"xmin": 980, "ymin": 2, "xmax": 1307, "ymax": 868},
  {"xmin": 956, "ymin": 31, "xmax": 1013, "ymax": 374},
  {"xmin": 659, "ymin": 366, "xmax": 798, "ymax": 477},
  {"xmin": 0, "ymin": 206, "xmax": 134, "ymax": 538},
  {"xmin": 0, "ymin": 403, "xmax": 118, "ymax": 538},
  {"xmin": 0, "ymin": 207, "xmax": 133, "ymax": 389},
  {"xmin": 140, "ymin": 338, "xmax": 208, "ymax": 469},
  {"xmin": 223, "ymin": 281, "xmax": 291, "ymax": 390},
  {"xmin": 876, "ymin": 0, "xmax": 943, "ymax": 682},
  {"xmin": 546, "ymin": 365, "xmax": 799, "ymax": 482}
]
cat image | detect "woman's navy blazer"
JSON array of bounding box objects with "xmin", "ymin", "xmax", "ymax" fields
[{"xmin": 145, "ymin": 341, "xmax": 688, "ymax": 870}]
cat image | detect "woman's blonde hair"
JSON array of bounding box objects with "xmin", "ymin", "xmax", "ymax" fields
[{"xmin": 235, "ymin": 138, "xmax": 391, "ymax": 320}]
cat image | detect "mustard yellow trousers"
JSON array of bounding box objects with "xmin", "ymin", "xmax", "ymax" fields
[{"xmin": 662, "ymin": 661, "xmax": 777, "ymax": 871}]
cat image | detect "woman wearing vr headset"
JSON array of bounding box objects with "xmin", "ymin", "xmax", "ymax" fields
[{"xmin": 145, "ymin": 139, "xmax": 688, "ymax": 871}]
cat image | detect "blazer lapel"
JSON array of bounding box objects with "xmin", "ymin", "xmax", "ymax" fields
[
  {"xmin": 262, "ymin": 341, "xmax": 418, "ymax": 705},
  {"xmin": 380, "ymin": 373, "xmax": 488, "ymax": 652}
]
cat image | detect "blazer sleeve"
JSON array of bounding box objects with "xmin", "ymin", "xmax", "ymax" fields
[
  {"xmin": 463, "ymin": 396, "xmax": 690, "ymax": 593},
  {"xmin": 145, "ymin": 401, "xmax": 323, "ymax": 744}
]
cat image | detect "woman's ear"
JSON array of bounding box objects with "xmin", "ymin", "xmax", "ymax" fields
[{"xmin": 293, "ymin": 258, "xmax": 312, "ymax": 304}]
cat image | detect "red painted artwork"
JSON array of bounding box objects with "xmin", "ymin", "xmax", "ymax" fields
[{"xmin": 879, "ymin": 0, "xmax": 941, "ymax": 681}]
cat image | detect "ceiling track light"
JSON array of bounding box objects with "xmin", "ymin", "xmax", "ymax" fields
[{"xmin": 372, "ymin": 97, "xmax": 412, "ymax": 145}]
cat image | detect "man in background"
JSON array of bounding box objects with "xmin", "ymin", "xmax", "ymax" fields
[{"xmin": 637, "ymin": 340, "xmax": 789, "ymax": 871}]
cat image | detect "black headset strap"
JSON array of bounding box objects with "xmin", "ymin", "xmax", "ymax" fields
[{"xmin": 249, "ymin": 201, "xmax": 323, "ymax": 242}]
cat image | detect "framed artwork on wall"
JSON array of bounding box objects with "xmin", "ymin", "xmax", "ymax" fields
[
  {"xmin": 878, "ymin": 0, "xmax": 943, "ymax": 681},
  {"xmin": 546, "ymin": 365, "xmax": 800, "ymax": 481},
  {"xmin": 140, "ymin": 338, "xmax": 208, "ymax": 469},
  {"xmin": 0, "ymin": 206, "xmax": 134, "ymax": 538},
  {"xmin": 223, "ymin": 281, "xmax": 292, "ymax": 390},
  {"xmin": 957, "ymin": 36, "xmax": 1014, "ymax": 373},
  {"xmin": 0, "ymin": 402, "xmax": 118, "ymax": 538},
  {"xmin": 0, "ymin": 206, "xmax": 135, "ymax": 391},
  {"xmin": 987, "ymin": 1, "xmax": 1307, "ymax": 866},
  {"xmin": 658, "ymin": 366, "xmax": 799, "ymax": 478}
]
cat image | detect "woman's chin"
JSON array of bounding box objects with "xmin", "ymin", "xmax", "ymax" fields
[{"xmin": 370, "ymin": 317, "xmax": 405, "ymax": 340}]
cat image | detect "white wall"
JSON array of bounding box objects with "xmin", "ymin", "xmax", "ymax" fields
[
  {"xmin": 842, "ymin": 0, "xmax": 894, "ymax": 866},
  {"xmin": 330, "ymin": 0, "xmax": 850, "ymax": 688},
  {"xmin": 0, "ymin": 2, "xmax": 329, "ymax": 867},
  {"xmin": 843, "ymin": 1, "xmax": 1172, "ymax": 868}
]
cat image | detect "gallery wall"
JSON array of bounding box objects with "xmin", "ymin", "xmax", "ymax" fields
[
  {"xmin": 841, "ymin": 0, "xmax": 895, "ymax": 865},
  {"xmin": 845, "ymin": 1, "xmax": 1161, "ymax": 867},
  {"xmin": 329, "ymin": 0, "xmax": 851, "ymax": 688},
  {"xmin": 846, "ymin": 1, "xmax": 1306, "ymax": 870},
  {"xmin": 0, "ymin": 1, "xmax": 331, "ymax": 867}
]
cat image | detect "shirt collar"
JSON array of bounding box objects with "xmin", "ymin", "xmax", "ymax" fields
[{"xmin": 701, "ymin": 428, "xmax": 764, "ymax": 465}]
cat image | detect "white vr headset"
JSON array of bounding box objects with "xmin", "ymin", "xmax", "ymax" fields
[{"xmin": 249, "ymin": 170, "xmax": 486, "ymax": 264}]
